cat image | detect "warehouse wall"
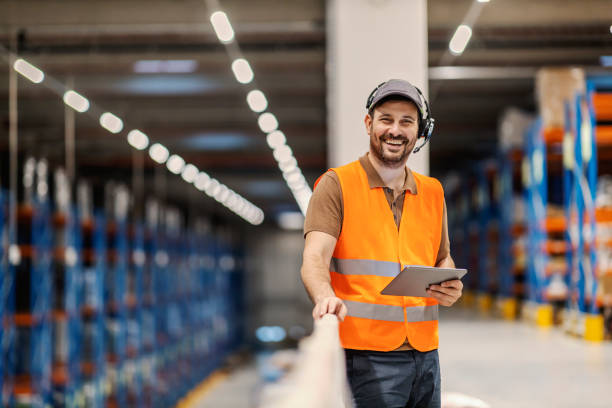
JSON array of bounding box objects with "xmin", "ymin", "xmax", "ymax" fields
[{"xmin": 244, "ymin": 228, "xmax": 313, "ymax": 341}]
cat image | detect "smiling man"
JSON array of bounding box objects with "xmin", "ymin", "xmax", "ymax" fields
[{"xmin": 301, "ymin": 79, "xmax": 463, "ymax": 408}]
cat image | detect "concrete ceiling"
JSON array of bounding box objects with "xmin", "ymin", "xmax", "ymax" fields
[{"xmin": 1, "ymin": 0, "xmax": 611, "ymax": 222}]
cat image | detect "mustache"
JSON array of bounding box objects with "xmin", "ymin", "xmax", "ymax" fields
[{"xmin": 380, "ymin": 135, "xmax": 408, "ymax": 142}]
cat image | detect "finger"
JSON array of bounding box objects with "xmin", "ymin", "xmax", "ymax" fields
[
  {"xmin": 441, "ymin": 280, "xmax": 463, "ymax": 290},
  {"xmin": 427, "ymin": 289, "xmax": 456, "ymax": 305},
  {"xmin": 339, "ymin": 304, "xmax": 347, "ymax": 321},
  {"xmin": 429, "ymin": 285, "xmax": 460, "ymax": 297},
  {"xmin": 326, "ymin": 299, "xmax": 339, "ymax": 315}
]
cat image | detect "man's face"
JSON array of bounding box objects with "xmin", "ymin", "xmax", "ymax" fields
[{"xmin": 365, "ymin": 99, "xmax": 420, "ymax": 168}]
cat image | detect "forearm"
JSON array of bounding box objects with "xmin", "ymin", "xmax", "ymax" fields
[
  {"xmin": 301, "ymin": 253, "xmax": 336, "ymax": 304},
  {"xmin": 435, "ymin": 254, "xmax": 455, "ymax": 268}
]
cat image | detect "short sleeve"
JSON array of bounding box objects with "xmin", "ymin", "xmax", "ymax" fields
[{"xmin": 303, "ymin": 171, "xmax": 343, "ymax": 239}]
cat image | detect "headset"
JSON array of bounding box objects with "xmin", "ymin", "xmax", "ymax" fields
[{"xmin": 366, "ymin": 81, "xmax": 435, "ymax": 153}]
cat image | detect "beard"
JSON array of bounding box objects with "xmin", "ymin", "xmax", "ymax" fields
[{"xmin": 370, "ymin": 132, "xmax": 412, "ymax": 169}]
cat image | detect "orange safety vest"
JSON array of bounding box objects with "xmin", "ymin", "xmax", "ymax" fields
[{"xmin": 328, "ymin": 160, "xmax": 444, "ymax": 352}]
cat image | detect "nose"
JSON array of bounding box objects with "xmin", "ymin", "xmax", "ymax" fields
[{"xmin": 388, "ymin": 122, "xmax": 401, "ymax": 137}]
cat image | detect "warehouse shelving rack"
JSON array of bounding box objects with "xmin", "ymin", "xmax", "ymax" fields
[
  {"xmin": 50, "ymin": 169, "xmax": 82, "ymax": 407},
  {"xmin": 1, "ymin": 166, "xmax": 247, "ymax": 405},
  {"xmin": 141, "ymin": 199, "xmax": 159, "ymax": 407},
  {"xmin": 79, "ymin": 182, "xmax": 106, "ymax": 408},
  {"xmin": 474, "ymin": 161, "xmax": 501, "ymax": 314},
  {"xmin": 126, "ymin": 221, "xmax": 144, "ymax": 407},
  {"xmin": 104, "ymin": 184, "xmax": 129, "ymax": 408},
  {"xmin": 462, "ymin": 171, "xmax": 482, "ymax": 305},
  {"xmin": 0, "ymin": 189, "xmax": 7, "ymax": 405},
  {"xmin": 523, "ymin": 119, "xmax": 569, "ymax": 327},
  {"xmin": 563, "ymin": 79, "xmax": 612, "ymax": 341},
  {"xmin": 11, "ymin": 158, "xmax": 53, "ymax": 407},
  {"xmin": 590, "ymin": 81, "xmax": 612, "ymax": 339},
  {"xmin": 497, "ymin": 148, "xmax": 527, "ymax": 320}
]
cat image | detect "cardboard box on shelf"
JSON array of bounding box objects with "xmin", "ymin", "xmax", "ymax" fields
[{"xmin": 536, "ymin": 67, "xmax": 585, "ymax": 130}]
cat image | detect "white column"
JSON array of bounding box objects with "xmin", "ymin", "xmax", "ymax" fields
[{"xmin": 327, "ymin": 0, "xmax": 429, "ymax": 175}]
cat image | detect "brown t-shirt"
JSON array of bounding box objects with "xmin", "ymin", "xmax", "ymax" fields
[{"xmin": 303, "ymin": 153, "xmax": 451, "ymax": 351}]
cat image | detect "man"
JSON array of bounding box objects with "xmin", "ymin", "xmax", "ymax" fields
[{"xmin": 300, "ymin": 79, "xmax": 463, "ymax": 408}]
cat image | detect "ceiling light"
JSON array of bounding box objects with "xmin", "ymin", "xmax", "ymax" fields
[
  {"xmin": 215, "ymin": 185, "xmax": 230, "ymax": 203},
  {"xmin": 246, "ymin": 90, "xmax": 268, "ymax": 112},
  {"xmin": 195, "ymin": 172, "xmax": 211, "ymax": 191},
  {"xmin": 149, "ymin": 143, "xmax": 170, "ymax": 164},
  {"xmin": 166, "ymin": 154, "xmax": 185, "ymax": 174},
  {"xmin": 286, "ymin": 172, "xmax": 304, "ymax": 185},
  {"xmin": 258, "ymin": 112, "xmax": 278, "ymax": 133},
  {"xmin": 231, "ymin": 58, "xmax": 254, "ymax": 84},
  {"xmin": 273, "ymin": 145, "xmax": 293, "ymax": 162},
  {"xmin": 266, "ymin": 130, "xmax": 286, "ymax": 149},
  {"xmin": 205, "ymin": 179, "xmax": 220, "ymax": 197},
  {"xmin": 133, "ymin": 59, "xmax": 198, "ymax": 74},
  {"xmin": 449, "ymin": 24, "xmax": 472, "ymax": 56},
  {"xmin": 279, "ymin": 157, "xmax": 298, "ymax": 173},
  {"xmin": 181, "ymin": 164, "xmax": 199, "ymax": 183},
  {"xmin": 63, "ymin": 90, "xmax": 90, "ymax": 113},
  {"xmin": 210, "ymin": 11, "xmax": 235, "ymax": 43},
  {"xmin": 13, "ymin": 59, "xmax": 44, "ymax": 83},
  {"xmin": 99, "ymin": 112, "xmax": 124, "ymax": 134},
  {"xmin": 127, "ymin": 130, "xmax": 150, "ymax": 150},
  {"xmin": 477, "ymin": 0, "xmax": 490, "ymax": 2}
]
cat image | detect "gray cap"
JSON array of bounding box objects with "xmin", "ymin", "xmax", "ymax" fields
[{"xmin": 366, "ymin": 79, "xmax": 425, "ymax": 118}]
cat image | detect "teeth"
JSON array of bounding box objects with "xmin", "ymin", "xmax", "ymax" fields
[{"xmin": 386, "ymin": 140, "xmax": 403, "ymax": 145}]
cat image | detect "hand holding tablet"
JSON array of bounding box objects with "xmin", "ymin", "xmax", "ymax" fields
[{"xmin": 380, "ymin": 265, "xmax": 467, "ymax": 298}]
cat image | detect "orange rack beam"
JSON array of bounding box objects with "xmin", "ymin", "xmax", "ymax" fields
[
  {"xmin": 596, "ymin": 125, "xmax": 612, "ymax": 146},
  {"xmin": 593, "ymin": 93, "xmax": 612, "ymax": 121},
  {"xmin": 595, "ymin": 208, "xmax": 612, "ymax": 223},
  {"xmin": 542, "ymin": 216, "xmax": 566, "ymax": 233},
  {"xmin": 543, "ymin": 127, "xmax": 564, "ymax": 144}
]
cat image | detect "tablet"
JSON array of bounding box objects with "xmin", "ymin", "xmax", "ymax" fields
[{"xmin": 380, "ymin": 265, "xmax": 467, "ymax": 297}]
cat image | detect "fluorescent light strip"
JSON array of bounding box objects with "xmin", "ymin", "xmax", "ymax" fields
[
  {"xmin": 63, "ymin": 90, "xmax": 90, "ymax": 113},
  {"xmin": 258, "ymin": 112, "xmax": 278, "ymax": 133},
  {"xmin": 231, "ymin": 58, "xmax": 254, "ymax": 84},
  {"xmin": 149, "ymin": 143, "xmax": 170, "ymax": 164},
  {"xmin": 100, "ymin": 112, "xmax": 123, "ymax": 134},
  {"xmin": 127, "ymin": 130, "xmax": 150, "ymax": 150},
  {"xmin": 449, "ymin": 24, "xmax": 473, "ymax": 56},
  {"xmin": 13, "ymin": 59, "xmax": 44, "ymax": 83},
  {"xmin": 208, "ymin": 8, "xmax": 312, "ymax": 216},
  {"xmin": 210, "ymin": 11, "xmax": 235, "ymax": 43},
  {"xmin": 247, "ymin": 90, "xmax": 268, "ymax": 112},
  {"xmin": 7, "ymin": 55, "xmax": 262, "ymax": 225}
]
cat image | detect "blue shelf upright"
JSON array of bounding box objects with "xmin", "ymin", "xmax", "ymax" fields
[
  {"xmin": 141, "ymin": 199, "xmax": 159, "ymax": 408},
  {"xmin": 498, "ymin": 148, "xmax": 527, "ymax": 319},
  {"xmin": 78, "ymin": 181, "xmax": 105, "ymax": 408},
  {"xmin": 104, "ymin": 183, "xmax": 129, "ymax": 408},
  {"xmin": 50, "ymin": 169, "xmax": 82, "ymax": 407},
  {"xmin": 126, "ymin": 220, "xmax": 144, "ymax": 407},
  {"xmin": 12, "ymin": 158, "xmax": 53, "ymax": 407}
]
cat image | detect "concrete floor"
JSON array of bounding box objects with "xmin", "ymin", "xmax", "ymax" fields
[{"xmin": 194, "ymin": 308, "xmax": 612, "ymax": 408}]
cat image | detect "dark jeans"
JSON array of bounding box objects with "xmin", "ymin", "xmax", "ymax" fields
[{"xmin": 345, "ymin": 349, "xmax": 441, "ymax": 408}]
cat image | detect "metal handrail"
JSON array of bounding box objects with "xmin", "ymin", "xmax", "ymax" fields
[{"xmin": 259, "ymin": 314, "xmax": 353, "ymax": 408}]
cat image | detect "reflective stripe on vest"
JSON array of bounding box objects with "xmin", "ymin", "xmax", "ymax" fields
[
  {"xmin": 330, "ymin": 257, "xmax": 400, "ymax": 277},
  {"xmin": 344, "ymin": 299, "xmax": 439, "ymax": 322}
]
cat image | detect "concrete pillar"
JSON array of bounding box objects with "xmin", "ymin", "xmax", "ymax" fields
[{"xmin": 327, "ymin": 0, "xmax": 429, "ymax": 175}]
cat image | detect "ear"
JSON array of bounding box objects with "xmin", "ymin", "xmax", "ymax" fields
[{"xmin": 364, "ymin": 113, "xmax": 373, "ymax": 135}]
